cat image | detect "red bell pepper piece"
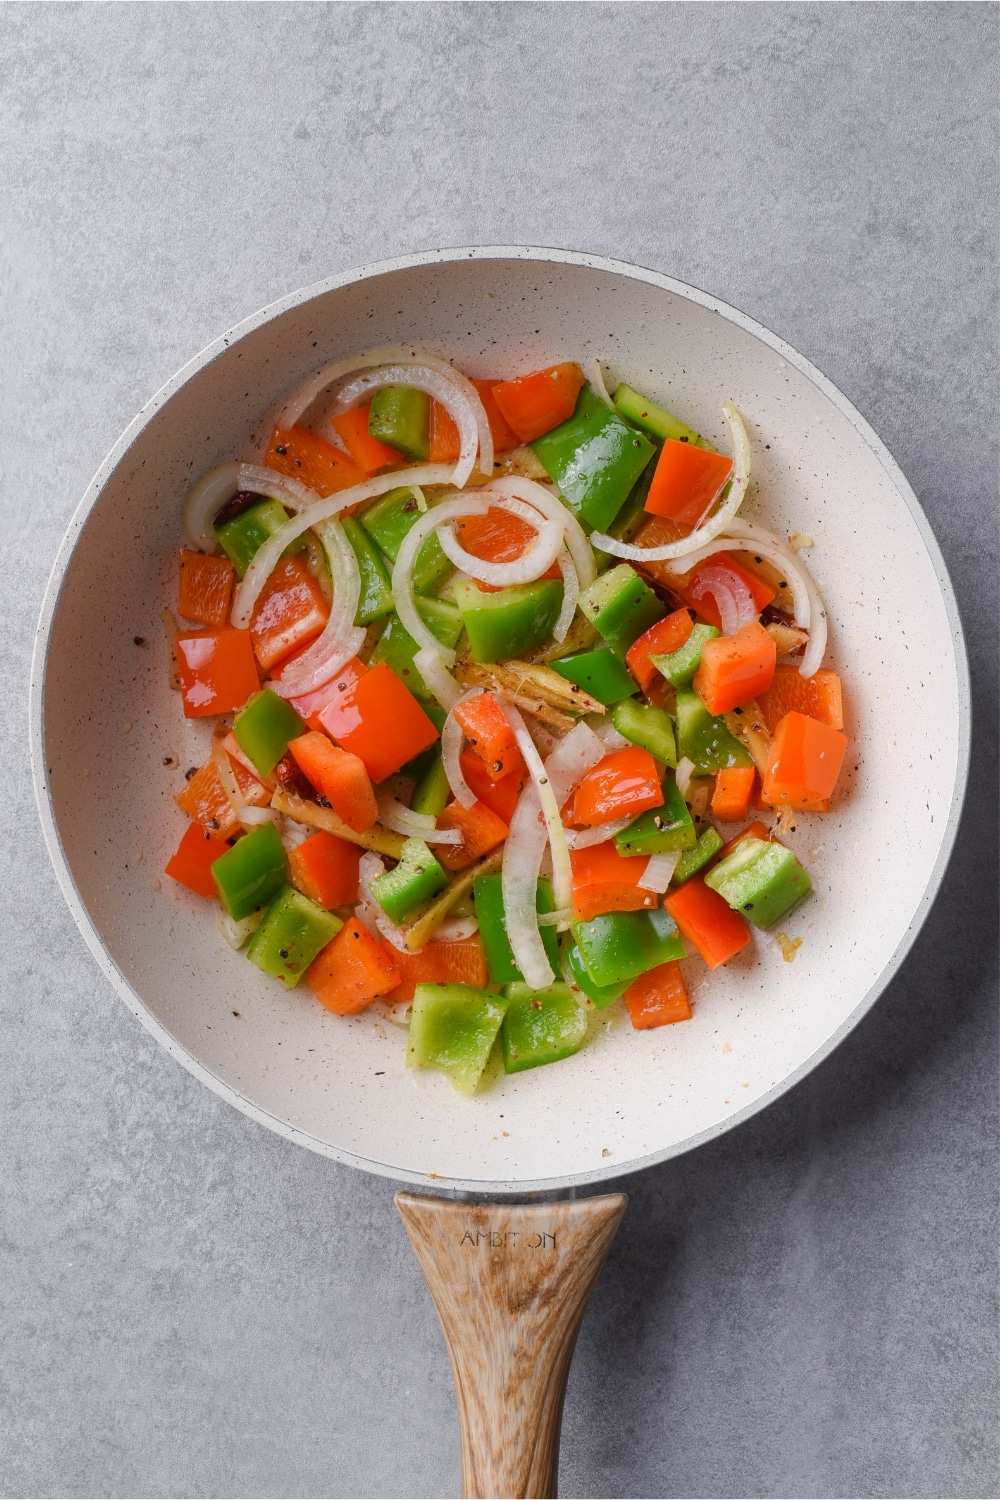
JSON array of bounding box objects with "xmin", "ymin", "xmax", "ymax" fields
[
  {"xmin": 492, "ymin": 363, "xmax": 586, "ymax": 443},
  {"xmin": 453, "ymin": 693, "xmax": 526, "ymax": 779},
  {"xmin": 711, "ymin": 767, "xmax": 757, "ymax": 823},
  {"xmin": 174, "ymin": 754, "xmax": 270, "ymax": 839},
  {"xmin": 671, "ymin": 554, "xmax": 776, "ymax": 629},
  {"xmin": 452, "ymin": 506, "xmax": 562, "ymax": 590},
  {"xmin": 177, "ymin": 549, "xmax": 235, "ymax": 628},
  {"xmin": 249, "ymin": 555, "xmax": 330, "ymax": 673},
  {"xmin": 288, "ymin": 830, "xmax": 361, "ymax": 909},
  {"xmin": 664, "ymin": 878, "xmax": 751, "ymax": 969},
  {"xmin": 307, "ymin": 918, "xmax": 400, "ymax": 1014},
  {"xmin": 330, "ymin": 402, "xmax": 404, "ymax": 473},
  {"xmin": 264, "ymin": 425, "xmax": 365, "ymax": 497},
  {"xmin": 176, "ymin": 628, "xmax": 259, "ymax": 718},
  {"xmin": 644, "ymin": 440, "xmax": 734, "ymax": 528},
  {"xmin": 280, "ymin": 655, "xmax": 368, "ymax": 731},
  {"xmin": 570, "ymin": 841, "xmax": 659, "ymax": 923},
  {"xmin": 428, "ymin": 380, "xmax": 520, "ymax": 461},
  {"xmin": 288, "ymin": 731, "xmax": 378, "ymax": 833},
  {"xmin": 761, "ymin": 711, "xmax": 848, "ymax": 812},
  {"xmin": 623, "ymin": 961, "xmax": 692, "ymax": 1029},
  {"xmin": 571, "ymin": 747, "xmax": 664, "ymax": 827},
  {"xmin": 434, "ymin": 799, "xmax": 509, "ymax": 872},
  {"xmin": 317, "ymin": 663, "xmax": 439, "ymax": 783},
  {"xmin": 165, "ymin": 822, "xmax": 230, "ymax": 898},
  {"xmin": 757, "ymin": 666, "xmax": 844, "ymax": 734},
  {"xmin": 458, "ymin": 750, "xmax": 525, "ymax": 825},
  {"xmin": 386, "ymin": 934, "xmax": 490, "ymax": 1003},
  {"xmin": 626, "ymin": 607, "xmax": 693, "ymax": 692},
  {"xmin": 693, "ymin": 622, "xmax": 777, "ymax": 715}
]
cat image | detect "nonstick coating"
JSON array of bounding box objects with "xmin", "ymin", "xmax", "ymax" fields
[{"xmin": 30, "ymin": 249, "xmax": 969, "ymax": 1194}]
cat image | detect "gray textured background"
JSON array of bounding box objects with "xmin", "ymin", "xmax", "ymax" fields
[{"xmin": 2, "ymin": 4, "xmax": 997, "ymax": 1497}]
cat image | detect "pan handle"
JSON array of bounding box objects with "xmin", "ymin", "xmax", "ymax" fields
[{"xmin": 396, "ymin": 1191, "xmax": 627, "ymax": 1499}]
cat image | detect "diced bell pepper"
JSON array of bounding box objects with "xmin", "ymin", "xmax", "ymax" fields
[
  {"xmin": 331, "ymin": 402, "xmax": 403, "ymax": 472},
  {"xmin": 570, "ymin": 840, "xmax": 660, "ymax": 922},
  {"xmin": 571, "ymin": 747, "xmax": 663, "ymax": 826},
  {"xmin": 491, "ymin": 363, "xmax": 586, "ymax": 443},
  {"xmin": 178, "ymin": 549, "xmax": 235, "ymax": 628},
  {"xmin": 215, "ymin": 497, "xmax": 304, "ymax": 579},
  {"xmin": 177, "ymin": 628, "xmax": 260, "ymax": 718},
  {"xmin": 368, "ymin": 386, "xmax": 431, "ymax": 461},
  {"xmin": 671, "ymin": 826, "xmax": 724, "ymax": 885},
  {"xmin": 693, "ymin": 621, "xmax": 776, "ymax": 716},
  {"xmin": 577, "ymin": 564, "xmax": 664, "ymax": 658},
  {"xmin": 562, "ymin": 940, "xmax": 628, "ymax": 1009},
  {"xmin": 307, "ymin": 918, "xmax": 400, "ymax": 1014},
  {"xmin": 611, "ymin": 384, "xmax": 700, "ymax": 446},
  {"xmin": 454, "ymin": 578, "xmax": 563, "ymax": 663},
  {"xmin": 341, "ymin": 516, "xmax": 394, "ymax": 624},
  {"xmin": 265, "ymin": 426, "xmax": 365, "ymax": 497},
  {"xmin": 406, "ymin": 983, "xmax": 509, "ymax": 1093},
  {"xmin": 623, "ymin": 961, "xmax": 692, "ymax": 1028},
  {"xmin": 474, "ymin": 873, "xmax": 559, "ymax": 985},
  {"xmin": 757, "ymin": 666, "xmax": 844, "ymax": 735},
  {"xmin": 610, "ymin": 699, "xmax": 677, "ymax": 766},
  {"xmin": 760, "ymin": 711, "xmax": 848, "ymax": 811},
  {"xmin": 571, "ymin": 907, "xmax": 685, "ymax": 989},
  {"xmin": 359, "ymin": 487, "xmax": 453, "ymax": 595},
  {"xmin": 435, "ymin": 799, "xmax": 509, "ymax": 871},
  {"xmin": 459, "ymin": 750, "xmax": 525, "ymax": 825},
  {"xmin": 234, "ymin": 689, "xmax": 307, "ymax": 778},
  {"xmin": 368, "ymin": 601, "xmax": 463, "ymax": 712},
  {"xmin": 705, "ymin": 836, "xmax": 812, "ymax": 929},
  {"xmin": 288, "ymin": 730, "xmax": 378, "ymax": 834},
  {"xmin": 249, "ymin": 555, "xmax": 330, "ymax": 672},
  {"xmin": 318, "ymin": 663, "xmax": 440, "ymax": 783},
  {"xmin": 675, "ymin": 689, "xmax": 754, "ymax": 774},
  {"xmin": 246, "ymin": 885, "xmax": 342, "ymax": 987},
  {"xmin": 664, "ymin": 877, "xmax": 751, "ymax": 969},
  {"xmin": 531, "ymin": 388, "xmax": 656, "ymax": 532},
  {"xmin": 211, "ymin": 822, "xmax": 288, "ymax": 921},
  {"xmin": 550, "ymin": 647, "xmax": 637, "ymax": 706},
  {"xmin": 388, "ymin": 935, "xmax": 490, "ymax": 1003},
  {"xmin": 165, "ymin": 822, "xmax": 231, "ymax": 899},
  {"xmin": 288, "ymin": 829, "xmax": 361, "ymax": 910},
  {"xmin": 370, "ymin": 837, "xmax": 448, "ymax": 925},
  {"xmin": 453, "ymin": 693, "xmax": 525, "ymax": 779},
  {"xmin": 625, "ymin": 607, "xmax": 694, "ymax": 693},
  {"xmin": 614, "ymin": 775, "xmax": 696, "ymax": 857},
  {"xmin": 644, "ymin": 440, "xmax": 733, "ymax": 528},
  {"xmin": 652, "ymin": 622, "xmax": 720, "ymax": 690},
  {"xmin": 411, "ymin": 747, "xmax": 452, "ymax": 819},
  {"xmin": 500, "ymin": 982, "xmax": 587, "ymax": 1073}
]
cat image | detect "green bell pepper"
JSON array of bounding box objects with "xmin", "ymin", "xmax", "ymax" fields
[
  {"xmin": 474, "ymin": 874, "xmax": 559, "ymax": 985},
  {"xmin": 368, "ymin": 386, "xmax": 431, "ymax": 461},
  {"xmin": 360, "ymin": 487, "xmax": 453, "ymax": 595},
  {"xmin": 571, "ymin": 907, "xmax": 685, "ymax": 989},
  {"xmin": 211, "ymin": 822, "xmax": 288, "ymax": 921},
  {"xmin": 611, "ymin": 383, "xmax": 700, "ymax": 446},
  {"xmin": 611, "ymin": 698, "xmax": 677, "ymax": 766},
  {"xmin": 562, "ymin": 940, "xmax": 628, "ymax": 1009},
  {"xmin": 675, "ymin": 690, "xmax": 753, "ymax": 774},
  {"xmin": 368, "ymin": 600, "xmax": 462, "ymax": 712},
  {"xmin": 577, "ymin": 564, "xmax": 664, "ymax": 658},
  {"xmin": 500, "ymin": 982, "xmax": 587, "ymax": 1073},
  {"xmin": 215, "ymin": 497, "xmax": 304, "ymax": 579},
  {"xmin": 234, "ymin": 689, "xmax": 307, "ymax": 778},
  {"xmin": 407, "ymin": 982, "xmax": 508, "ymax": 1093},
  {"xmin": 341, "ymin": 516, "xmax": 394, "ymax": 624},
  {"xmin": 672, "ymin": 826, "xmax": 724, "ymax": 885},
  {"xmin": 411, "ymin": 747, "xmax": 451, "ymax": 819},
  {"xmin": 651, "ymin": 622, "xmax": 720, "ymax": 689},
  {"xmin": 530, "ymin": 388, "xmax": 656, "ymax": 532},
  {"xmin": 615, "ymin": 775, "xmax": 696, "ymax": 857},
  {"xmin": 604, "ymin": 457, "xmax": 657, "ymax": 547},
  {"xmin": 370, "ymin": 838, "xmax": 448, "ymax": 925},
  {"xmin": 246, "ymin": 885, "xmax": 341, "ymax": 987},
  {"xmin": 705, "ymin": 837, "xmax": 812, "ymax": 928},
  {"xmin": 454, "ymin": 578, "xmax": 563, "ymax": 663},
  {"xmin": 550, "ymin": 647, "xmax": 637, "ymax": 706}
]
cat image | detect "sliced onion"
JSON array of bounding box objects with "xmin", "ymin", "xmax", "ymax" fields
[
  {"xmin": 376, "ymin": 784, "xmax": 462, "ymax": 845},
  {"xmin": 333, "ymin": 366, "xmax": 491, "ymax": 489},
  {"xmin": 637, "ymin": 850, "xmax": 681, "ymax": 894},
  {"xmin": 392, "ymin": 495, "xmax": 488, "ymax": 664},
  {"xmin": 542, "ymin": 721, "xmax": 607, "ymax": 810},
  {"xmin": 502, "ymin": 783, "xmax": 553, "ymax": 989},
  {"xmin": 441, "ymin": 687, "xmax": 483, "ymax": 808},
  {"xmin": 499, "ymin": 700, "xmax": 573, "ymax": 915},
  {"xmin": 537, "ymin": 907, "xmax": 573, "ymax": 927},
  {"xmin": 589, "ymin": 400, "xmax": 751, "ymax": 563},
  {"xmin": 436, "ymin": 498, "xmax": 563, "ymax": 587},
  {"xmin": 270, "ymin": 519, "xmax": 364, "ymax": 696},
  {"xmin": 236, "ymin": 462, "xmax": 318, "ymax": 513},
  {"xmin": 590, "ymin": 357, "xmax": 615, "ymax": 410},
  {"xmin": 184, "ymin": 462, "xmax": 241, "ymax": 553},
  {"xmin": 586, "ymin": 714, "xmax": 630, "ymax": 753},
  {"xmin": 217, "ymin": 907, "xmax": 262, "ymax": 950},
  {"xmin": 211, "ymin": 733, "xmax": 246, "ymax": 815},
  {"xmin": 433, "ymin": 915, "xmax": 480, "ymax": 943},
  {"xmin": 725, "ymin": 519, "xmax": 828, "ymax": 677},
  {"xmin": 689, "ymin": 561, "xmax": 757, "ymax": 636},
  {"xmin": 482, "ymin": 476, "xmax": 597, "ymax": 590},
  {"xmin": 551, "ymin": 545, "xmax": 579, "ymax": 642},
  {"xmin": 414, "ymin": 647, "xmax": 463, "ymax": 712},
  {"xmin": 675, "ymin": 757, "xmax": 696, "ymax": 799},
  {"xmin": 564, "ymin": 816, "xmax": 634, "ymax": 849}
]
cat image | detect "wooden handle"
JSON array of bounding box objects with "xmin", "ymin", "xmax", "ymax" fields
[{"xmin": 396, "ymin": 1191, "xmax": 627, "ymax": 1499}]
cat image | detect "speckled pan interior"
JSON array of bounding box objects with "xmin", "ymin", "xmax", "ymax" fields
[{"xmin": 30, "ymin": 249, "xmax": 969, "ymax": 1193}]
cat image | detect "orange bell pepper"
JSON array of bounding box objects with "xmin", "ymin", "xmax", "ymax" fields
[
  {"xmin": 176, "ymin": 628, "xmax": 260, "ymax": 718},
  {"xmin": 288, "ymin": 830, "xmax": 361, "ymax": 909},
  {"xmin": 453, "ymin": 506, "xmax": 563, "ymax": 589},
  {"xmin": 761, "ymin": 711, "xmax": 848, "ymax": 812},
  {"xmin": 757, "ymin": 666, "xmax": 844, "ymax": 734},
  {"xmin": 570, "ymin": 841, "xmax": 659, "ymax": 923},
  {"xmin": 428, "ymin": 379, "xmax": 521, "ymax": 461},
  {"xmin": 693, "ymin": 621, "xmax": 777, "ymax": 715},
  {"xmin": 453, "ymin": 692, "xmax": 526, "ymax": 779},
  {"xmin": 307, "ymin": 918, "xmax": 400, "ymax": 1014},
  {"xmin": 280, "ymin": 655, "xmax": 368, "ymax": 731},
  {"xmin": 265, "ymin": 425, "xmax": 365, "ymax": 497},
  {"xmin": 644, "ymin": 440, "xmax": 734, "ymax": 528},
  {"xmin": 626, "ymin": 607, "xmax": 694, "ymax": 692},
  {"xmin": 387, "ymin": 934, "xmax": 490, "ymax": 1003},
  {"xmin": 458, "ymin": 750, "xmax": 525, "ymax": 825},
  {"xmin": 288, "ymin": 731, "xmax": 378, "ymax": 833},
  {"xmin": 571, "ymin": 747, "xmax": 663, "ymax": 827},
  {"xmin": 175, "ymin": 755, "xmax": 271, "ymax": 839},
  {"xmin": 492, "ymin": 362, "xmax": 586, "ymax": 443},
  {"xmin": 435, "ymin": 799, "xmax": 509, "ymax": 872},
  {"xmin": 317, "ymin": 662, "xmax": 440, "ymax": 784},
  {"xmin": 664, "ymin": 878, "xmax": 752, "ymax": 969},
  {"xmin": 711, "ymin": 766, "xmax": 757, "ymax": 822},
  {"xmin": 177, "ymin": 549, "xmax": 235, "ymax": 628},
  {"xmin": 672, "ymin": 553, "xmax": 776, "ymax": 628},
  {"xmin": 165, "ymin": 821, "xmax": 230, "ymax": 898},
  {"xmin": 249, "ymin": 555, "xmax": 330, "ymax": 672},
  {"xmin": 330, "ymin": 402, "xmax": 404, "ymax": 473},
  {"xmin": 623, "ymin": 961, "xmax": 692, "ymax": 1029}
]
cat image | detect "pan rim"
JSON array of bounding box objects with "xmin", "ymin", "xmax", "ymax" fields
[{"xmin": 29, "ymin": 244, "xmax": 972, "ymax": 1195}]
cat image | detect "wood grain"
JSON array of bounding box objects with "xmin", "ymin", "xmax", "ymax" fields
[{"xmin": 396, "ymin": 1192, "xmax": 627, "ymax": 1499}]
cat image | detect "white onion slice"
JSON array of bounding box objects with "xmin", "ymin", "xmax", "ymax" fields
[
  {"xmin": 502, "ymin": 784, "xmax": 553, "ymax": 989},
  {"xmin": 184, "ymin": 462, "xmax": 241, "ymax": 553},
  {"xmin": 637, "ymin": 850, "xmax": 681, "ymax": 893},
  {"xmin": 537, "ymin": 908, "xmax": 573, "ymax": 927},
  {"xmin": 414, "ymin": 647, "xmax": 463, "ymax": 712},
  {"xmin": 211, "ymin": 733, "xmax": 246, "ymax": 814},
  {"xmin": 433, "ymin": 915, "xmax": 480, "ymax": 943},
  {"xmin": 333, "ymin": 365, "xmax": 491, "ymax": 490},
  {"xmin": 236, "ymin": 462, "xmax": 318, "ymax": 513},
  {"xmin": 563, "ymin": 816, "xmax": 634, "ymax": 850},
  {"xmin": 436, "ymin": 498, "xmax": 563, "ymax": 588},
  {"xmin": 689, "ymin": 561, "xmax": 757, "ymax": 637},
  {"xmin": 590, "ymin": 357, "xmax": 615, "ymax": 410},
  {"xmin": 392, "ymin": 495, "xmax": 488, "ymax": 664},
  {"xmin": 551, "ymin": 546, "xmax": 579, "ymax": 642},
  {"xmin": 441, "ymin": 687, "xmax": 484, "ymax": 808},
  {"xmin": 376, "ymin": 784, "xmax": 462, "ymax": 845},
  {"xmin": 482, "ymin": 476, "xmax": 596, "ymax": 589},
  {"xmin": 675, "ymin": 757, "xmax": 696, "ymax": 799},
  {"xmin": 725, "ymin": 519, "xmax": 828, "ymax": 678},
  {"xmin": 542, "ymin": 721, "xmax": 607, "ymax": 811},
  {"xmin": 270, "ymin": 519, "xmax": 363, "ymax": 696},
  {"xmin": 217, "ymin": 908, "xmax": 262, "ymax": 950},
  {"xmin": 589, "ymin": 400, "xmax": 751, "ymax": 563},
  {"xmin": 499, "ymin": 700, "xmax": 573, "ymax": 916},
  {"xmin": 586, "ymin": 714, "xmax": 630, "ymax": 753}
]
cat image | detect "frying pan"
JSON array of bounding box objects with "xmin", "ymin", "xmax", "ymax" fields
[{"xmin": 30, "ymin": 248, "xmax": 969, "ymax": 1498}]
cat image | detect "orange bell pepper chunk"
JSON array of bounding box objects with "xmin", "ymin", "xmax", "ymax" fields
[
  {"xmin": 757, "ymin": 666, "xmax": 844, "ymax": 734},
  {"xmin": 626, "ymin": 607, "xmax": 694, "ymax": 693},
  {"xmin": 288, "ymin": 731, "xmax": 378, "ymax": 833},
  {"xmin": 317, "ymin": 663, "xmax": 440, "ymax": 784},
  {"xmin": 458, "ymin": 750, "xmax": 525, "ymax": 825},
  {"xmin": 164, "ymin": 821, "xmax": 230, "ymax": 899},
  {"xmin": 623, "ymin": 961, "xmax": 692, "ymax": 1029},
  {"xmin": 711, "ymin": 766, "xmax": 757, "ymax": 823},
  {"xmin": 644, "ymin": 440, "xmax": 734, "ymax": 528},
  {"xmin": 693, "ymin": 621, "xmax": 777, "ymax": 715},
  {"xmin": 435, "ymin": 799, "xmax": 509, "ymax": 872},
  {"xmin": 453, "ymin": 506, "xmax": 563, "ymax": 589},
  {"xmin": 664, "ymin": 878, "xmax": 751, "ymax": 969},
  {"xmin": 177, "ymin": 549, "xmax": 235, "ymax": 629},
  {"xmin": 428, "ymin": 379, "xmax": 521, "ymax": 461},
  {"xmin": 249, "ymin": 555, "xmax": 330, "ymax": 673},
  {"xmin": 761, "ymin": 711, "xmax": 848, "ymax": 812},
  {"xmin": 307, "ymin": 918, "xmax": 400, "ymax": 1014},
  {"xmin": 387, "ymin": 934, "xmax": 490, "ymax": 1003},
  {"xmin": 280, "ymin": 655, "xmax": 368, "ymax": 731},
  {"xmin": 570, "ymin": 841, "xmax": 659, "ymax": 923},
  {"xmin": 288, "ymin": 830, "xmax": 361, "ymax": 909},
  {"xmin": 571, "ymin": 747, "xmax": 663, "ymax": 827},
  {"xmin": 176, "ymin": 628, "xmax": 259, "ymax": 718},
  {"xmin": 453, "ymin": 692, "xmax": 526, "ymax": 779},
  {"xmin": 492, "ymin": 362, "xmax": 586, "ymax": 443},
  {"xmin": 265, "ymin": 425, "xmax": 365, "ymax": 497},
  {"xmin": 671, "ymin": 554, "xmax": 776, "ymax": 629},
  {"xmin": 330, "ymin": 402, "xmax": 404, "ymax": 473},
  {"xmin": 175, "ymin": 754, "xmax": 270, "ymax": 838}
]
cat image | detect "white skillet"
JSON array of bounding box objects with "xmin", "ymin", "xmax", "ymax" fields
[{"xmin": 29, "ymin": 249, "xmax": 969, "ymax": 1497}]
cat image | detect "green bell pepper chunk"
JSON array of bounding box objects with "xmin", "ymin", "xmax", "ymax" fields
[
  {"xmin": 411, "ymin": 747, "xmax": 451, "ymax": 819},
  {"xmin": 370, "ymin": 837, "xmax": 448, "ymax": 925},
  {"xmin": 531, "ymin": 389, "xmax": 656, "ymax": 532},
  {"xmin": 611, "ymin": 699, "xmax": 677, "ymax": 766},
  {"xmin": 454, "ymin": 578, "xmax": 563, "ymax": 663},
  {"xmin": 604, "ymin": 457, "xmax": 657, "ymax": 548},
  {"xmin": 615, "ymin": 776, "xmax": 696, "ymax": 857},
  {"xmin": 562, "ymin": 940, "xmax": 627, "ymax": 1009},
  {"xmin": 572, "ymin": 907, "xmax": 685, "ymax": 989},
  {"xmin": 611, "ymin": 383, "xmax": 700, "ymax": 446},
  {"xmin": 577, "ymin": 564, "xmax": 664, "ymax": 658},
  {"xmin": 368, "ymin": 600, "xmax": 462, "ymax": 712},
  {"xmin": 246, "ymin": 885, "xmax": 341, "ymax": 988},
  {"xmin": 211, "ymin": 822, "xmax": 288, "ymax": 921},
  {"xmin": 474, "ymin": 874, "xmax": 559, "ymax": 985},
  {"xmin": 705, "ymin": 837, "xmax": 812, "ymax": 929},
  {"xmin": 341, "ymin": 516, "xmax": 394, "ymax": 624},
  {"xmin": 360, "ymin": 487, "xmax": 453, "ymax": 595},
  {"xmin": 672, "ymin": 827, "xmax": 724, "ymax": 885},
  {"xmin": 651, "ymin": 622, "xmax": 720, "ymax": 689},
  {"xmin": 234, "ymin": 689, "xmax": 307, "ymax": 778},
  {"xmin": 407, "ymin": 982, "xmax": 508, "ymax": 1094},
  {"xmin": 550, "ymin": 648, "xmax": 637, "ymax": 706},
  {"xmin": 675, "ymin": 690, "xmax": 753, "ymax": 774},
  {"xmin": 500, "ymin": 982, "xmax": 587, "ymax": 1073},
  {"xmin": 368, "ymin": 385, "xmax": 431, "ymax": 461},
  {"xmin": 215, "ymin": 498, "xmax": 304, "ymax": 579}
]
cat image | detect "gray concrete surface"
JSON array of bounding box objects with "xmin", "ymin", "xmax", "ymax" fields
[{"xmin": 2, "ymin": 4, "xmax": 997, "ymax": 1497}]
